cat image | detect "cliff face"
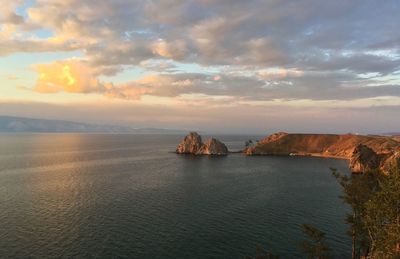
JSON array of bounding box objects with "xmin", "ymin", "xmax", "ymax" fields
[
  {"xmin": 246, "ymin": 132, "xmax": 400, "ymax": 173},
  {"xmin": 176, "ymin": 132, "xmax": 203, "ymax": 154},
  {"xmin": 176, "ymin": 132, "xmax": 228, "ymax": 155},
  {"xmin": 349, "ymin": 144, "xmax": 383, "ymax": 173},
  {"xmin": 198, "ymin": 138, "xmax": 229, "ymax": 155}
]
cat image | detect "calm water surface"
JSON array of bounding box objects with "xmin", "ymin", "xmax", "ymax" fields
[{"xmin": 0, "ymin": 134, "xmax": 351, "ymax": 258}]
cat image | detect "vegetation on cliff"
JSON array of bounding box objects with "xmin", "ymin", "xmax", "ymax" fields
[
  {"xmin": 332, "ymin": 165, "xmax": 400, "ymax": 258},
  {"xmin": 247, "ymin": 165, "xmax": 399, "ymax": 259}
]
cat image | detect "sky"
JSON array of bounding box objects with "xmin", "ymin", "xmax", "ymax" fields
[{"xmin": 0, "ymin": 0, "xmax": 400, "ymax": 134}]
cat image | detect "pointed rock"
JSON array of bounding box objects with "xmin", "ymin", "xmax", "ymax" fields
[
  {"xmin": 349, "ymin": 144, "xmax": 381, "ymax": 173},
  {"xmin": 198, "ymin": 138, "xmax": 228, "ymax": 155},
  {"xmin": 176, "ymin": 132, "xmax": 203, "ymax": 154},
  {"xmin": 176, "ymin": 132, "xmax": 228, "ymax": 155}
]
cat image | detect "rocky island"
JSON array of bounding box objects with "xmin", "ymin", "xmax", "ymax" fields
[
  {"xmin": 176, "ymin": 132, "xmax": 228, "ymax": 155},
  {"xmin": 245, "ymin": 132, "xmax": 400, "ymax": 173},
  {"xmin": 176, "ymin": 131, "xmax": 400, "ymax": 173}
]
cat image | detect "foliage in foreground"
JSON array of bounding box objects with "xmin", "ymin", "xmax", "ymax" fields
[
  {"xmin": 244, "ymin": 245, "xmax": 280, "ymax": 259},
  {"xmin": 299, "ymin": 224, "xmax": 331, "ymax": 259},
  {"xmin": 247, "ymin": 164, "xmax": 400, "ymax": 259},
  {"xmin": 332, "ymin": 164, "xmax": 400, "ymax": 259},
  {"xmin": 246, "ymin": 224, "xmax": 330, "ymax": 259}
]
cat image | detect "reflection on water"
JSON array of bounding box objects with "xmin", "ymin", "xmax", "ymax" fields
[{"xmin": 0, "ymin": 134, "xmax": 351, "ymax": 258}]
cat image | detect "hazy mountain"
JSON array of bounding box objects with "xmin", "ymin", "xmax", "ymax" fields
[
  {"xmin": 0, "ymin": 116, "xmax": 186, "ymax": 134},
  {"xmin": 384, "ymin": 132, "xmax": 400, "ymax": 136}
]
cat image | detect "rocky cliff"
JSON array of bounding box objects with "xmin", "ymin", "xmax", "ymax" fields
[
  {"xmin": 176, "ymin": 132, "xmax": 228, "ymax": 155},
  {"xmin": 176, "ymin": 132, "xmax": 204, "ymax": 154},
  {"xmin": 245, "ymin": 132, "xmax": 400, "ymax": 173},
  {"xmin": 198, "ymin": 138, "xmax": 229, "ymax": 155}
]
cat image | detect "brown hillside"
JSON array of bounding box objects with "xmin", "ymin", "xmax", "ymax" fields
[{"xmin": 247, "ymin": 132, "xmax": 400, "ymax": 173}]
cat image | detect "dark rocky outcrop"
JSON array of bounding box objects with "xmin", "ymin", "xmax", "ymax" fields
[
  {"xmin": 176, "ymin": 132, "xmax": 228, "ymax": 155},
  {"xmin": 350, "ymin": 144, "xmax": 382, "ymax": 173}
]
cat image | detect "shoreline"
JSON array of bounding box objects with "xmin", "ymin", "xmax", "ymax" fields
[
  {"xmin": 211, "ymin": 149, "xmax": 350, "ymax": 160},
  {"xmin": 245, "ymin": 152, "xmax": 349, "ymax": 160},
  {"xmin": 293, "ymin": 153, "xmax": 349, "ymax": 160}
]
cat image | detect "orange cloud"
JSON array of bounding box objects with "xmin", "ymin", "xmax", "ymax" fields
[
  {"xmin": 104, "ymin": 74, "xmax": 195, "ymax": 100},
  {"xmin": 256, "ymin": 68, "xmax": 304, "ymax": 80},
  {"xmin": 34, "ymin": 60, "xmax": 104, "ymax": 93},
  {"xmin": 32, "ymin": 60, "xmax": 195, "ymax": 100}
]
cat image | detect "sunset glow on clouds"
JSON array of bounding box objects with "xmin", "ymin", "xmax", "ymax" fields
[
  {"xmin": 1, "ymin": 0, "xmax": 400, "ymax": 133},
  {"xmin": 33, "ymin": 60, "xmax": 103, "ymax": 94}
]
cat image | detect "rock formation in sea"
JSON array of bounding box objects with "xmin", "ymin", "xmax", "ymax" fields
[
  {"xmin": 245, "ymin": 132, "xmax": 400, "ymax": 173},
  {"xmin": 176, "ymin": 132, "xmax": 228, "ymax": 155},
  {"xmin": 198, "ymin": 138, "xmax": 229, "ymax": 155},
  {"xmin": 176, "ymin": 132, "xmax": 204, "ymax": 154}
]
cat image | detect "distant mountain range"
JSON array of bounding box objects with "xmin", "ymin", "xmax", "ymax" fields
[
  {"xmin": 0, "ymin": 116, "xmax": 187, "ymax": 134},
  {"xmin": 384, "ymin": 132, "xmax": 400, "ymax": 136}
]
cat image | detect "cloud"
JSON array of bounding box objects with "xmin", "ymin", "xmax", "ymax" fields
[
  {"xmin": 151, "ymin": 39, "xmax": 187, "ymax": 60},
  {"xmin": 104, "ymin": 74, "xmax": 199, "ymax": 100},
  {"xmin": 0, "ymin": 39, "xmax": 80, "ymax": 56},
  {"xmin": 3, "ymin": 0, "xmax": 400, "ymax": 104},
  {"xmin": 0, "ymin": 1, "xmax": 24, "ymax": 25},
  {"xmin": 296, "ymin": 51, "xmax": 400, "ymax": 75},
  {"xmin": 31, "ymin": 61, "xmax": 200, "ymax": 99},
  {"xmin": 257, "ymin": 68, "xmax": 304, "ymax": 80},
  {"xmin": 30, "ymin": 58, "xmax": 400, "ymax": 102},
  {"xmin": 33, "ymin": 60, "xmax": 104, "ymax": 93},
  {"xmin": 5, "ymin": 1, "xmax": 400, "ymax": 70}
]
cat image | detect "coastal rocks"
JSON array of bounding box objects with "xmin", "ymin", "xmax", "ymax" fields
[
  {"xmin": 259, "ymin": 132, "xmax": 288, "ymax": 144},
  {"xmin": 198, "ymin": 138, "xmax": 228, "ymax": 155},
  {"xmin": 245, "ymin": 132, "xmax": 400, "ymax": 174},
  {"xmin": 381, "ymin": 151, "xmax": 400, "ymax": 174},
  {"xmin": 176, "ymin": 132, "xmax": 228, "ymax": 155},
  {"xmin": 177, "ymin": 131, "xmax": 399, "ymax": 172},
  {"xmin": 176, "ymin": 132, "xmax": 203, "ymax": 154},
  {"xmin": 350, "ymin": 144, "xmax": 382, "ymax": 173}
]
